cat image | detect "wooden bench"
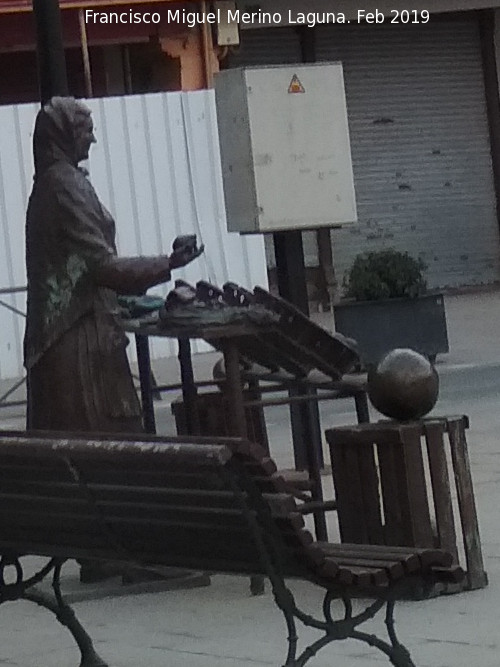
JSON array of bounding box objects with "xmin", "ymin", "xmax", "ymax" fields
[{"xmin": 0, "ymin": 431, "xmax": 463, "ymax": 667}]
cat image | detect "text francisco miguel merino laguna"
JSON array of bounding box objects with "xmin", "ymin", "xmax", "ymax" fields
[{"xmin": 84, "ymin": 7, "xmax": 364, "ymax": 26}]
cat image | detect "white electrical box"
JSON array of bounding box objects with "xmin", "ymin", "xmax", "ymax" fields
[{"xmin": 214, "ymin": 63, "xmax": 357, "ymax": 234}]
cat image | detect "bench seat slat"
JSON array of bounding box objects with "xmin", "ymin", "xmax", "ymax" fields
[
  {"xmin": 315, "ymin": 542, "xmax": 453, "ymax": 569},
  {"xmin": 331, "ymin": 557, "xmax": 405, "ymax": 581},
  {"xmin": 350, "ymin": 566, "xmax": 388, "ymax": 587},
  {"xmin": 428, "ymin": 566, "xmax": 464, "ymax": 583},
  {"xmin": 314, "ymin": 543, "xmax": 421, "ymax": 574}
]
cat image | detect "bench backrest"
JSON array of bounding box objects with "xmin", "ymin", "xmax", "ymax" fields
[{"xmin": 0, "ymin": 431, "xmax": 317, "ymax": 578}]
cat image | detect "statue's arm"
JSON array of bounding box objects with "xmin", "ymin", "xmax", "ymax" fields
[
  {"xmin": 94, "ymin": 256, "xmax": 172, "ymax": 295},
  {"xmin": 95, "ymin": 241, "xmax": 204, "ymax": 294},
  {"xmin": 96, "ymin": 240, "xmax": 205, "ymax": 294},
  {"xmin": 55, "ymin": 171, "xmax": 203, "ymax": 296}
]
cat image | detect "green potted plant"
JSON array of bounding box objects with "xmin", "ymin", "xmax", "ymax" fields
[{"xmin": 333, "ymin": 249, "xmax": 449, "ymax": 365}]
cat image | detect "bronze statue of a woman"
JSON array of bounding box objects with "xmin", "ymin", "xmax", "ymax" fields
[{"xmin": 25, "ymin": 97, "xmax": 203, "ymax": 434}]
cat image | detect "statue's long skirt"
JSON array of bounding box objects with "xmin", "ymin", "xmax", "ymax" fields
[{"xmin": 26, "ymin": 311, "xmax": 143, "ymax": 433}]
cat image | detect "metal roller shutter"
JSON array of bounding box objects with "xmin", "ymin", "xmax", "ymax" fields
[{"xmin": 315, "ymin": 17, "xmax": 500, "ymax": 289}]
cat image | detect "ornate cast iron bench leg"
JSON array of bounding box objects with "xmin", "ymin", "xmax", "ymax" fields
[
  {"xmin": 269, "ymin": 580, "xmax": 416, "ymax": 667},
  {"xmin": 1, "ymin": 556, "xmax": 108, "ymax": 667},
  {"xmin": 224, "ymin": 463, "xmax": 418, "ymax": 666}
]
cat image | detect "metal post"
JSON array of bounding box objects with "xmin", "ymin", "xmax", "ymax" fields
[
  {"xmin": 273, "ymin": 231, "xmax": 309, "ymax": 316},
  {"xmin": 78, "ymin": 8, "xmax": 93, "ymax": 97},
  {"xmin": 273, "ymin": 231, "xmax": 310, "ymax": 469},
  {"xmin": 200, "ymin": 0, "xmax": 214, "ymax": 88},
  {"xmin": 274, "ymin": 231, "xmax": 326, "ymax": 487},
  {"xmin": 32, "ymin": 0, "xmax": 69, "ymax": 104}
]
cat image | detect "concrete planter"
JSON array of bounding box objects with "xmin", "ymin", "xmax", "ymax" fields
[{"xmin": 333, "ymin": 293, "xmax": 449, "ymax": 366}]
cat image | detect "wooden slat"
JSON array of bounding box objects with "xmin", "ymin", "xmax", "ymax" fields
[
  {"xmin": 0, "ymin": 508, "xmax": 308, "ymax": 551},
  {"xmin": 251, "ymin": 286, "xmax": 358, "ymax": 378},
  {"xmin": 423, "ymin": 422, "xmax": 458, "ymax": 561},
  {"xmin": 0, "ymin": 440, "xmax": 232, "ymax": 468},
  {"xmin": 356, "ymin": 443, "xmax": 384, "ymax": 543},
  {"xmin": 277, "ymin": 470, "xmax": 312, "ymax": 491},
  {"xmin": 253, "ymin": 332, "xmax": 312, "ymax": 377},
  {"xmin": 315, "ymin": 543, "xmax": 420, "ymax": 574},
  {"xmin": 320, "ymin": 543, "xmax": 453, "ymax": 573},
  {"xmin": 399, "ymin": 425, "xmax": 434, "ymax": 548},
  {"xmin": 447, "ymin": 417, "xmax": 488, "ymax": 590},
  {"xmin": 0, "ymin": 466, "xmax": 229, "ymax": 492},
  {"xmin": 326, "ymin": 425, "xmax": 403, "ymax": 447},
  {"xmin": 428, "ymin": 566, "xmax": 465, "ymax": 584},
  {"xmin": 206, "ymin": 335, "xmax": 280, "ymax": 372},
  {"xmin": 0, "ymin": 503, "xmax": 313, "ymax": 546},
  {"xmin": 331, "ymin": 557, "xmax": 404, "ymax": 581},
  {"xmin": 314, "ymin": 542, "xmax": 453, "ymax": 572},
  {"xmin": 341, "ymin": 565, "xmax": 387, "ymax": 587},
  {"xmin": 330, "ymin": 565, "xmax": 354, "ymax": 585},
  {"xmin": 330, "ymin": 441, "xmax": 368, "ymax": 542},
  {"xmin": 377, "ymin": 442, "xmax": 405, "ymax": 545},
  {"xmin": 329, "ymin": 441, "xmax": 353, "ymax": 541},
  {"xmin": 0, "ymin": 481, "xmax": 299, "ymax": 518},
  {"xmin": 0, "ymin": 479, "xmax": 235, "ymax": 504},
  {"xmin": 413, "ymin": 549, "xmax": 453, "ymax": 569}
]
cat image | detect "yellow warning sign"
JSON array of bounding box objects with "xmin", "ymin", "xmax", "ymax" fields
[{"xmin": 288, "ymin": 74, "xmax": 305, "ymax": 94}]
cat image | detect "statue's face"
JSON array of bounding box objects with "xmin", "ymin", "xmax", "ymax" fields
[{"xmin": 74, "ymin": 114, "xmax": 96, "ymax": 162}]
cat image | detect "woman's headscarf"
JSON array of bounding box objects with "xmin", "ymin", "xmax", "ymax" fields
[{"xmin": 33, "ymin": 96, "xmax": 92, "ymax": 175}]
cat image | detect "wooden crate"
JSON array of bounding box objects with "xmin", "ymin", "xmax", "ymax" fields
[
  {"xmin": 172, "ymin": 389, "xmax": 270, "ymax": 454},
  {"xmin": 325, "ymin": 416, "xmax": 487, "ymax": 592}
]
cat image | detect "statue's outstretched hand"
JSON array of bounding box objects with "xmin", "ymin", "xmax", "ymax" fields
[{"xmin": 169, "ymin": 235, "xmax": 205, "ymax": 270}]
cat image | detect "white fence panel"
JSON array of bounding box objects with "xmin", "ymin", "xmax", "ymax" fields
[
  {"xmin": 0, "ymin": 102, "xmax": 37, "ymax": 380},
  {"xmin": 0, "ymin": 91, "xmax": 268, "ymax": 380}
]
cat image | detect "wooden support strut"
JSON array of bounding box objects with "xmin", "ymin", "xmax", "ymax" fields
[{"xmin": 446, "ymin": 417, "xmax": 488, "ymax": 589}]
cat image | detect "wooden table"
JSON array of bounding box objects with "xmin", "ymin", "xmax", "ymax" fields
[
  {"xmin": 123, "ymin": 315, "xmax": 369, "ymax": 543},
  {"xmin": 124, "ymin": 319, "xmax": 263, "ymax": 441}
]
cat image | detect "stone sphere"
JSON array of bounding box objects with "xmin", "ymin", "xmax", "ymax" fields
[{"xmin": 367, "ymin": 348, "xmax": 439, "ymax": 421}]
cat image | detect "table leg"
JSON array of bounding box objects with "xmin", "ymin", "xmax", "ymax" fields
[
  {"xmin": 135, "ymin": 334, "xmax": 156, "ymax": 434},
  {"xmin": 177, "ymin": 337, "xmax": 200, "ymax": 434},
  {"xmin": 222, "ymin": 341, "xmax": 248, "ymax": 439}
]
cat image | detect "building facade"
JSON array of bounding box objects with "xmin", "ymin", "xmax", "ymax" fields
[
  {"xmin": 227, "ymin": 1, "xmax": 500, "ymax": 295},
  {"xmin": 2, "ymin": 0, "xmax": 500, "ymax": 296}
]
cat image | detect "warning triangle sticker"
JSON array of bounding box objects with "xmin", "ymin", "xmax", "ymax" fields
[{"xmin": 288, "ymin": 74, "xmax": 305, "ymax": 94}]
